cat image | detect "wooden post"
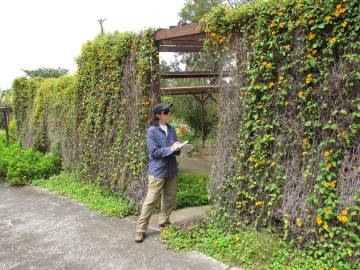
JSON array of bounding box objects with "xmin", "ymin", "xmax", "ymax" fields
[
  {"xmin": 193, "ymin": 93, "xmax": 211, "ymax": 149},
  {"xmin": 200, "ymin": 93, "xmax": 205, "ymax": 148},
  {"xmin": 151, "ymin": 43, "xmax": 161, "ymax": 105}
]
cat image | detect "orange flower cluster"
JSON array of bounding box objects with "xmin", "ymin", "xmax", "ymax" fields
[
  {"xmin": 335, "ymin": 3, "xmax": 347, "ymax": 17},
  {"xmin": 306, "ymin": 73, "xmax": 313, "ymax": 84},
  {"xmin": 261, "ymin": 61, "xmax": 272, "ymax": 68},
  {"xmin": 324, "ymin": 182, "xmax": 336, "ymax": 188},
  {"xmin": 337, "ymin": 215, "xmax": 349, "ymax": 223}
]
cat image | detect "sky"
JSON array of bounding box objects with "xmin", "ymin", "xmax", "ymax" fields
[{"xmin": 0, "ymin": 0, "xmax": 185, "ymax": 90}]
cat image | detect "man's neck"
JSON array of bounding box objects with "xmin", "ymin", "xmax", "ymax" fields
[{"xmin": 159, "ymin": 120, "xmax": 167, "ymax": 125}]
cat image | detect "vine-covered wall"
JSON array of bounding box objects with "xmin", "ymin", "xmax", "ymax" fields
[
  {"xmin": 205, "ymin": 0, "xmax": 359, "ymax": 264},
  {"xmin": 12, "ymin": 29, "xmax": 158, "ymax": 203}
]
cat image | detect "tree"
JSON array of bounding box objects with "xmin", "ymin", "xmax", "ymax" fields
[
  {"xmin": 22, "ymin": 67, "xmax": 69, "ymax": 78},
  {"xmin": 178, "ymin": 0, "xmax": 221, "ymax": 25}
]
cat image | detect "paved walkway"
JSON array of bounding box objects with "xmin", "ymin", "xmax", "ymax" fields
[{"xmin": 0, "ymin": 183, "xmax": 235, "ymax": 270}]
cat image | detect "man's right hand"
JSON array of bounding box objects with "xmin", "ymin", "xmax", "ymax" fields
[{"xmin": 170, "ymin": 142, "xmax": 181, "ymax": 151}]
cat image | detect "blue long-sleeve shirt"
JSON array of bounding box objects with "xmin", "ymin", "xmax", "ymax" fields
[{"xmin": 147, "ymin": 123, "xmax": 180, "ymax": 179}]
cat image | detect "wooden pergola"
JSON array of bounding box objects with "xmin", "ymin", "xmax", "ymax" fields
[
  {"xmin": 153, "ymin": 23, "xmax": 222, "ymax": 147},
  {"xmin": 0, "ymin": 106, "xmax": 12, "ymax": 145}
]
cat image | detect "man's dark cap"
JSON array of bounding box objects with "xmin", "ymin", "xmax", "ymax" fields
[{"xmin": 152, "ymin": 103, "xmax": 173, "ymax": 114}]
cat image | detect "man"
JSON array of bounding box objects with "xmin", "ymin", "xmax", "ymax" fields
[{"xmin": 135, "ymin": 103, "xmax": 181, "ymax": 242}]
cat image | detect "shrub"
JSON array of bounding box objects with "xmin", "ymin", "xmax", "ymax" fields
[
  {"xmin": 0, "ymin": 131, "xmax": 61, "ymax": 185},
  {"xmin": 176, "ymin": 172, "xmax": 210, "ymax": 208}
]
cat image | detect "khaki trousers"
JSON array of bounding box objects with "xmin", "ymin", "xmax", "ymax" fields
[{"xmin": 136, "ymin": 175, "xmax": 177, "ymax": 233}]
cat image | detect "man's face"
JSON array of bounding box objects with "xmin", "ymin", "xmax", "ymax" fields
[{"xmin": 158, "ymin": 110, "xmax": 171, "ymax": 122}]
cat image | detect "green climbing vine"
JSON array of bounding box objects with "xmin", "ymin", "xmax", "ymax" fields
[
  {"xmin": 202, "ymin": 0, "xmax": 359, "ymax": 268},
  {"xmin": 12, "ymin": 29, "xmax": 158, "ymax": 204}
]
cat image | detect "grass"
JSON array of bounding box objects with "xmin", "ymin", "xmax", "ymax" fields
[
  {"xmin": 176, "ymin": 172, "xmax": 210, "ymax": 209},
  {"xmin": 32, "ymin": 173, "xmax": 138, "ymax": 217},
  {"xmin": 161, "ymin": 222, "xmax": 358, "ymax": 270}
]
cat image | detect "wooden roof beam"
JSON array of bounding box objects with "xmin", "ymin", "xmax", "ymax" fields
[
  {"xmin": 160, "ymin": 85, "xmax": 219, "ymax": 96},
  {"xmin": 159, "ymin": 46, "xmax": 203, "ymax": 52},
  {"xmin": 160, "ymin": 71, "xmax": 230, "ymax": 78}
]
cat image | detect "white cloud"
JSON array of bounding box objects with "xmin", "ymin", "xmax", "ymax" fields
[{"xmin": 0, "ymin": 0, "xmax": 184, "ymax": 89}]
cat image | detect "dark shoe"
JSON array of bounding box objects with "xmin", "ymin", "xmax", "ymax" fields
[
  {"xmin": 134, "ymin": 232, "xmax": 145, "ymax": 243},
  {"xmin": 159, "ymin": 221, "xmax": 172, "ymax": 228}
]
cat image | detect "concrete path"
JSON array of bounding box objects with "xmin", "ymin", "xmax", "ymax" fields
[
  {"xmin": 0, "ymin": 183, "xmax": 235, "ymax": 270},
  {"xmin": 178, "ymin": 156, "xmax": 214, "ymax": 174}
]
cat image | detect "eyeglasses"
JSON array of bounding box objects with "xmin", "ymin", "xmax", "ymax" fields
[{"xmin": 162, "ymin": 110, "xmax": 170, "ymax": 115}]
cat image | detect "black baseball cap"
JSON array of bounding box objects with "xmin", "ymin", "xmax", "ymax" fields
[{"xmin": 152, "ymin": 103, "xmax": 173, "ymax": 114}]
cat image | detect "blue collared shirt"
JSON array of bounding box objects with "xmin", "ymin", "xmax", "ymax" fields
[{"xmin": 147, "ymin": 123, "xmax": 180, "ymax": 179}]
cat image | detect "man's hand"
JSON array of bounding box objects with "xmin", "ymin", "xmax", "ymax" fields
[{"xmin": 170, "ymin": 142, "xmax": 181, "ymax": 151}]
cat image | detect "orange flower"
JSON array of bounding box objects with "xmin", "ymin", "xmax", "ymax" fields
[
  {"xmin": 329, "ymin": 38, "xmax": 337, "ymax": 45},
  {"xmin": 270, "ymin": 161, "xmax": 276, "ymax": 167},
  {"xmin": 256, "ymin": 85, "xmax": 261, "ymax": 90},
  {"xmin": 302, "ymin": 151, "xmax": 308, "ymax": 157},
  {"xmin": 308, "ymin": 19, "xmax": 315, "ymax": 25},
  {"xmin": 339, "ymin": 130, "xmax": 348, "ymax": 139},
  {"xmin": 279, "ymin": 22, "xmax": 286, "ymax": 28},
  {"xmin": 270, "ymin": 19, "xmax": 276, "ymax": 27},
  {"xmin": 325, "ymin": 15, "xmax": 332, "ymax": 21},
  {"xmin": 279, "ymin": 75, "xmax": 284, "ymax": 81},
  {"xmin": 340, "ymin": 8, "xmax": 346, "ymax": 13},
  {"xmin": 326, "ymin": 162, "xmax": 333, "ymax": 169},
  {"xmin": 337, "ymin": 215, "xmax": 349, "ymax": 223},
  {"xmin": 316, "ymin": 215, "xmax": 323, "ymax": 225},
  {"xmin": 296, "ymin": 3, "xmax": 304, "ymax": 8},
  {"xmin": 296, "ymin": 218, "xmax": 303, "ymax": 227},
  {"xmin": 325, "ymin": 210, "xmax": 332, "ymax": 215},
  {"xmin": 306, "ymin": 73, "xmax": 313, "ymax": 84},
  {"xmin": 330, "ymin": 182, "xmax": 336, "ymax": 188},
  {"xmin": 298, "ymin": 91, "xmax": 305, "ymax": 97},
  {"xmin": 323, "ymin": 224, "xmax": 329, "ymax": 231},
  {"xmin": 335, "ymin": 11, "xmax": 341, "ymax": 17},
  {"xmin": 284, "ymin": 101, "xmax": 289, "ymax": 106},
  {"xmin": 341, "ymin": 21, "xmax": 348, "ymax": 27},
  {"xmin": 303, "ymin": 138, "xmax": 309, "ymax": 145},
  {"xmin": 323, "ymin": 151, "xmax": 330, "ymax": 157},
  {"xmin": 255, "ymin": 162, "xmax": 259, "ymax": 168},
  {"xmin": 341, "ymin": 210, "xmax": 348, "ymax": 216},
  {"xmin": 307, "ymin": 53, "xmax": 312, "ymax": 58},
  {"xmin": 285, "ymin": 44, "xmax": 291, "ymax": 49},
  {"xmin": 262, "ymin": 159, "xmax": 266, "ymax": 164},
  {"xmin": 308, "ymin": 33, "xmax": 316, "ymax": 40},
  {"xmin": 312, "ymin": 49, "xmax": 318, "ymax": 55},
  {"xmin": 271, "ymin": 31, "xmax": 276, "ymax": 36},
  {"xmin": 296, "ymin": 19, "xmax": 302, "ymax": 25},
  {"xmin": 255, "ymin": 200, "xmax": 264, "ymax": 206},
  {"xmin": 268, "ymin": 82, "xmax": 274, "ymax": 87}
]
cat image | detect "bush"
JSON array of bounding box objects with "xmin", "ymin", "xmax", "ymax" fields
[
  {"xmin": 0, "ymin": 131, "xmax": 61, "ymax": 185},
  {"xmin": 176, "ymin": 172, "xmax": 210, "ymax": 208}
]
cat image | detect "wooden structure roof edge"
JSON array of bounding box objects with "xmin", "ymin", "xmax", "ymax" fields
[{"xmin": 155, "ymin": 23, "xmax": 203, "ymax": 41}]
